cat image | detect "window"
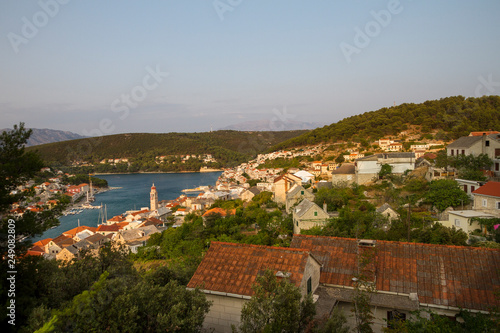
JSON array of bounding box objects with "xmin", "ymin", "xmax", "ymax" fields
[
  {"xmin": 462, "ymin": 150, "xmax": 465, "ymax": 155},
  {"xmin": 471, "ymin": 186, "xmax": 475, "ymax": 192},
  {"xmin": 486, "ymin": 140, "xmax": 490, "ymax": 147},
  {"xmin": 463, "ymin": 185, "xmax": 468, "ymax": 193},
  {"xmin": 314, "ymin": 211, "xmax": 318, "ymax": 216},
  {"xmin": 483, "ymin": 199, "xmax": 488, "ymax": 207},
  {"xmin": 301, "ymin": 190, "xmax": 304, "ymax": 195},
  {"xmin": 497, "ymin": 202, "xmax": 500, "ymax": 210},
  {"xmin": 307, "ymin": 277, "xmax": 312, "ymax": 294},
  {"xmin": 451, "ymin": 149, "xmax": 454, "ymax": 156},
  {"xmin": 387, "ymin": 310, "xmax": 406, "ymax": 329},
  {"xmin": 455, "ymin": 219, "xmax": 461, "ymax": 227},
  {"xmin": 496, "ymin": 163, "xmax": 499, "ymax": 172}
]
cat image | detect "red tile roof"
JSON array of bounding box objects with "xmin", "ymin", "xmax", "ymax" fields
[
  {"xmin": 107, "ymin": 215, "xmax": 125, "ymax": 222},
  {"xmin": 26, "ymin": 246, "xmax": 45, "ymax": 256},
  {"xmin": 202, "ymin": 207, "xmax": 236, "ymax": 217},
  {"xmin": 96, "ymin": 224, "xmax": 120, "ymax": 232},
  {"xmin": 34, "ymin": 238, "xmax": 52, "ymax": 247},
  {"xmin": 469, "ymin": 131, "xmax": 499, "ymax": 136},
  {"xmin": 187, "ymin": 242, "xmax": 313, "ymax": 296},
  {"xmin": 50, "ymin": 234, "xmax": 71, "ymax": 244},
  {"xmin": 130, "ymin": 209, "xmax": 149, "ymax": 216},
  {"xmin": 115, "ymin": 221, "xmax": 130, "ymax": 229},
  {"xmin": 290, "ymin": 235, "xmax": 500, "ymax": 311},
  {"xmin": 62, "ymin": 226, "xmax": 97, "ymax": 237},
  {"xmin": 472, "ymin": 181, "xmax": 500, "ymax": 198}
]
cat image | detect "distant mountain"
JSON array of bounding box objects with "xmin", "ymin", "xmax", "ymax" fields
[
  {"xmin": 220, "ymin": 120, "xmax": 322, "ymax": 131},
  {"xmin": 272, "ymin": 95, "xmax": 500, "ymax": 150},
  {"xmin": 0, "ymin": 128, "xmax": 86, "ymax": 147}
]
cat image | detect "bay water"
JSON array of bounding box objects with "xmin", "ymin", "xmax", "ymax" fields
[{"xmin": 32, "ymin": 172, "xmax": 222, "ymax": 241}]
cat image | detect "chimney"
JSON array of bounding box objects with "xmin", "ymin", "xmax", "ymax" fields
[
  {"xmin": 482, "ymin": 133, "xmax": 486, "ymax": 154},
  {"xmin": 323, "ymin": 201, "xmax": 327, "ymax": 213}
]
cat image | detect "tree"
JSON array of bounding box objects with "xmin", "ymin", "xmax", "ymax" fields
[
  {"xmin": 236, "ymin": 269, "xmax": 316, "ymax": 333},
  {"xmin": 352, "ymin": 245, "xmax": 376, "ymax": 333},
  {"xmin": 424, "ymin": 179, "xmax": 470, "ymax": 212},
  {"xmin": 1, "ymin": 124, "xmax": 62, "ymax": 330},
  {"xmin": 306, "ymin": 307, "xmax": 350, "ymax": 333},
  {"xmin": 0, "ymin": 123, "xmax": 44, "ymax": 215},
  {"xmin": 378, "ymin": 164, "xmax": 393, "ymax": 179},
  {"xmin": 384, "ymin": 308, "xmax": 498, "ymax": 333},
  {"xmin": 36, "ymin": 270, "xmax": 211, "ymax": 332},
  {"xmin": 0, "ymin": 123, "xmax": 61, "ymax": 242},
  {"xmin": 453, "ymin": 153, "xmax": 493, "ymax": 181}
]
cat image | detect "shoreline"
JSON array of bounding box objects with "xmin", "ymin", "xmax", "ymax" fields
[{"xmin": 94, "ymin": 170, "xmax": 223, "ymax": 175}]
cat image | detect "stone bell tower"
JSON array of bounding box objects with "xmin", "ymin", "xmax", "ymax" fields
[{"xmin": 150, "ymin": 183, "xmax": 158, "ymax": 211}]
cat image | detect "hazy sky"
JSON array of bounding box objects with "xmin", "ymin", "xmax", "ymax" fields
[{"xmin": 1, "ymin": 1, "xmax": 499, "ymax": 135}]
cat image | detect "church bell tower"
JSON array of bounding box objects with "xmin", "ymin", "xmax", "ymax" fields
[{"xmin": 150, "ymin": 183, "xmax": 158, "ymax": 211}]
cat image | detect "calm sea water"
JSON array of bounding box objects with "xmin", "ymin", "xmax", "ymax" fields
[{"xmin": 32, "ymin": 172, "xmax": 222, "ymax": 241}]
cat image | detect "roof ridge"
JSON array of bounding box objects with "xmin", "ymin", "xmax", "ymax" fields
[
  {"xmin": 293, "ymin": 234, "xmax": 500, "ymax": 251},
  {"xmin": 211, "ymin": 241, "xmax": 311, "ymax": 253}
]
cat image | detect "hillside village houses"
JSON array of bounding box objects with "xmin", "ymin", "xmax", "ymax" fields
[
  {"xmin": 446, "ymin": 132, "xmax": 500, "ymax": 177},
  {"xmin": 17, "ymin": 128, "xmax": 500, "ymax": 331}
]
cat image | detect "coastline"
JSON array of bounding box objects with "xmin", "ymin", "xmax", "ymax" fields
[{"xmin": 94, "ymin": 170, "xmax": 222, "ymax": 175}]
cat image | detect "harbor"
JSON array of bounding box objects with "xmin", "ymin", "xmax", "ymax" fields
[{"xmin": 32, "ymin": 172, "xmax": 222, "ymax": 241}]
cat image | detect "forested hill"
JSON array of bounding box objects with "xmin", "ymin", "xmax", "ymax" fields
[
  {"xmin": 272, "ymin": 95, "xmax": 500, "ymax": 150},
  {"xmin": 28, "ymin": 130, "xmax": 307, "ymax": 167}
]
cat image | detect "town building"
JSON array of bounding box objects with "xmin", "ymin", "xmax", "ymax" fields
[
  {"xmin": 273, "ymin": 173, "xmax": 302, "ymax": 205},
  {"xmin": 150, "ymin": 183, "xmax": 158, "ymax": 211},
  {"xmin": 355, "ymin": 153, "xmax": 416, "ymax": 185},
  {"xmin": 472, "ymin": 181, "xmax": 500, "ymax": 217},
  {"xmin": 187, "ymin": 242, "xmax": 321, "ymax": 333},
  {"xmin": 446, "ymin": 133, "xmax": 500, "ymax": 177},
  {"xmin": 285, "ymin": 184, "xmax": 315, "ymax": 214},
  {"xmin": 292, "ymin": 199, "xmax": 329, "ymax": 234},
  {"xmin": 441, "ymin": 210, "xmax": 495, "ymax": 235}
]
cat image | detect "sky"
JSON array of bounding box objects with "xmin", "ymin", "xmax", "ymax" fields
[{"xmin": 1, "ymin": 0, "xmax": 499, "ymax": 135}]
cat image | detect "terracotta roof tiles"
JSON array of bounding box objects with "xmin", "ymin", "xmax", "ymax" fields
[
  {"xmin": 187, "ymin": 242, "xmax": 313, "ymax": 296},
  {"xmin": 34, "ymin": 238, "xmax": 52, "ymax": 247},
  {"xmin": 62, "ymin": 226, "xmax": 97, "ymax": 237},
  {"xmin": 472, "ymin": 181, "xmax": 500, "ymax": 198},
  {"xmin": 96, "ymin": 224, "xmax": 120, "ymax": 232},
  {"xmin": 290, "ymin": 235, "xmax": 500, "ymax": 312}
]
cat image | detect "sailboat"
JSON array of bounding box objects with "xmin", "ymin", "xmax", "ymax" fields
[
  {"xmin": 97, "ymin": 204, "xmax": 107, "ymax": 225},
  {"xmin": 86, "ymin": 174, "xmax": 95, "ymax": 204}
]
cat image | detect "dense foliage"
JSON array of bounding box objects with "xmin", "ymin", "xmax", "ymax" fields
[
  {"xmin": 7, "ymin": 245, "xmax": 209, "ymax": 333},
  {"xmin": 384, "ymin": 309, "xmax": 498, "ymax": 333},
  {"xmin": 236, "ymin": 269, "xmax": 316, "ymax": 333},
  {"xmin": 304, "ymin": 182, "xmax": 469, "ymax": 246},
  {"xmin": 28, "ymin": 130, "xmax": 307, "ymax": 169},
  {"xmin": 424, "ymin": 179, "xmax": 470, "ymax": 212},
  {"xmin": 135, "ymin": 193, "xmax": 293, "ymax": 263},
  {"xmin": 273, "ymin": 95, "xmax": 500, "ymax": 149}
]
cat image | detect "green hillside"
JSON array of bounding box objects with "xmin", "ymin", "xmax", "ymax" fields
[
  {"xmin": 272, "ymin": 95, "xmax": 500, "ymax": 150},
  {"xmin": 28, "ymin": 130, "xmax": 307, "ymax": 168}
]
